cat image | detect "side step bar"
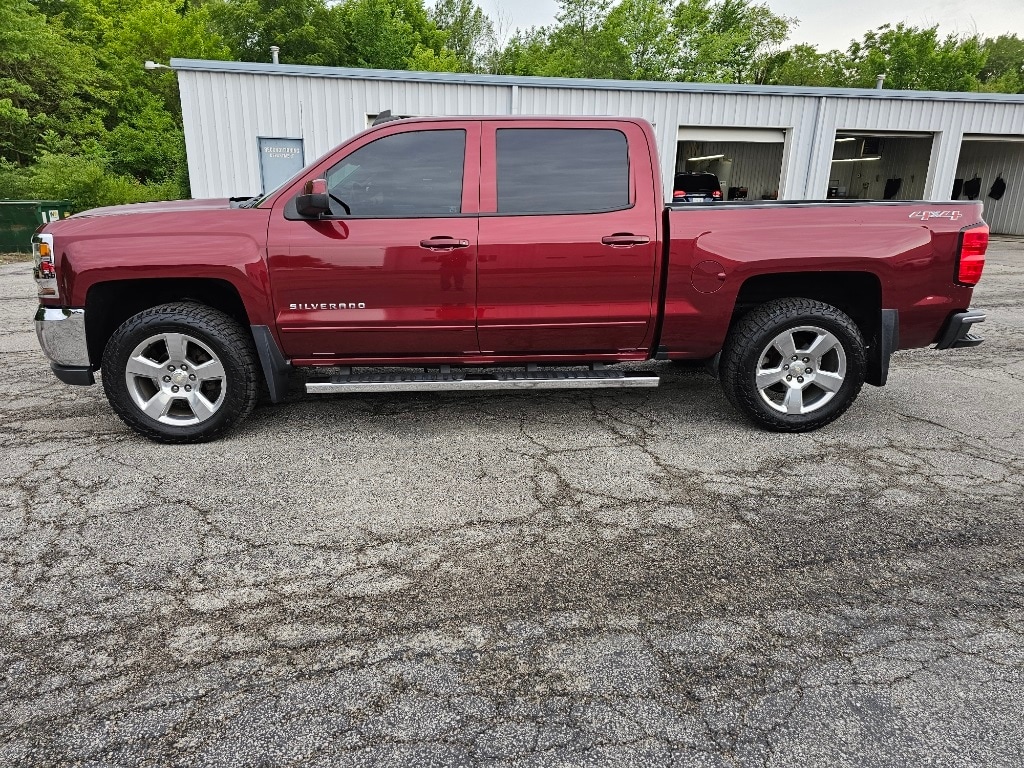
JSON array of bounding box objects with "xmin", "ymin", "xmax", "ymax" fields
[{"xmin": 306, "ymin": 369, "xmax": 660, "ymax": 394}]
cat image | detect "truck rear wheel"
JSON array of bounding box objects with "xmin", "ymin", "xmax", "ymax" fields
[
  {"xmin": 101, "ymin": 302, "xmax": 259, "ymax": 443},
  {"xmin": 720, "ymin": 298, "xmax": 866, "ymax": 432}
]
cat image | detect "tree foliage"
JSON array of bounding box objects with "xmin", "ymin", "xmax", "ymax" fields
[
  {"xmin": 2, "ymin": 0, "xmax": 1022, "ymax": 214},
  {"xmin": 674, "ymin": 0, "xmax": 792, "ymax": 83},
  {"xmin": 429, "ymin": 0, "xmax": 496, "ymax": 73}
]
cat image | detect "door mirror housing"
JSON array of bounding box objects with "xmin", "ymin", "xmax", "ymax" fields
[{"xmin": 295, "ymin": 178, "xmax": 331, "ymax": 218}]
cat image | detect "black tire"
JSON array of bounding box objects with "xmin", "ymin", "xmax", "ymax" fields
[
  {"xmin": 719, "ymin": 298, "xmax": 866, "ymax": 432},
  {"xmin": 101, "ymin": 302, "xmax": 259, "ymax": 443}
]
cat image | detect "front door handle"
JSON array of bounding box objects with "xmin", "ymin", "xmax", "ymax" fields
[
  {"xmin": 420, "ymin": 237, "xmax": 470, "ymax": 251},
  {"xmin": 601, "ymin": 233, "xmax": 651, "ymax": 247}
]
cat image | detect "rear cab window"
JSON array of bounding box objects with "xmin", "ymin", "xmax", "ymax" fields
[
  {"xmin": 477, "ymin": 123, "xmax": 638, "ymax": 215},
  {"xmin": 491, "ymin": 127, "xmax": 632, "ymax": 215}
]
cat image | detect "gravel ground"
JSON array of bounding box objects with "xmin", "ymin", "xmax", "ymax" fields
[{"xmin": 1, "ymin": 240, "xmax": 1022, "ymax": 767}]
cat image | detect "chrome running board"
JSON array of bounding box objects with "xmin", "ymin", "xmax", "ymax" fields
[{"xmin": 305, "ymin": 368, "xmax": 660, "ymax": 394}]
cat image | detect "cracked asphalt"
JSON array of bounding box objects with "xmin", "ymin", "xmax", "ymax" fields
[{"xmin": 1, "ymin": 239, "xmax": 1023, "ymax": 767}]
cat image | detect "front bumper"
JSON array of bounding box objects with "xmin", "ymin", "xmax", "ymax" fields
[
  {"xmin": 34, "ymin": 306, "xmax": 94, "ymax": 385},
  {"xmin": 935, "ymin": 309, "xmax": 986, "ymax": 350}
]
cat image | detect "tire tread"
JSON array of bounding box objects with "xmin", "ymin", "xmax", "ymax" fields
[
  {"xmin": 720, "ymin": 298, "xmax": 866, "ymax": 432},
  {"xmin": 101, "ymin": 302, "xmax": 258, "ymax": 443}
]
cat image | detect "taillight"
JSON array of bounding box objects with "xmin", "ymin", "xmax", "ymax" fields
[
  {"xmin": 712, "ymin": 190, "xmax": 722, "ymax": 199},
  {"xmin": 33, "ymin": 233, "xmax": 58, "ymax": 299},
  {"xmin": 674, "ymin": 190, "xmax": 686, "ymax": 197},
  {"xmin": 956, "ymin": 225, "xmax": 988, "ymax": 286}
]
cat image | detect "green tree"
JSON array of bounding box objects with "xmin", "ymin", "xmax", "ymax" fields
[
  {"xmin": 760, "ymin": 44, "xmax": 847, "ymax": 87},
  {"xmin": 488, "ymin": 27, "xmax": 552, "ymax": 76},
  {"xmin": 429, "ymin": 0, "xmax": 495, "ymax": 72},
  {"xmin": 604, "ymin": 0, "xmax": 677, "ymax": 80},
  {"xmin": 207, "ymin": 0, "xmax": 341, "ymax": 65},
  {"xmin": 334, "ymin": 0, "xmax": 445, "ymax": 70},
  {"xmin": 979, "ymin": 34, "xmax": 1024, "ymax": 93},
  {"xmin": 541, "ymin": 0, "xmax": 622, "ymax": 79},
  {"xmin": 844, "ymin": 24, "xmax": 985, "ymax": 91},
  {"xmin": 0, "ymin": 0, "xmax": 107, "ymax": 165},
  {"xmin": 673, "ymin": 0, "xmax": 793, "ymax": 83}
]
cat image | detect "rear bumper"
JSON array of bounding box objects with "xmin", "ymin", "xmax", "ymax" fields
[
  {"xmin": 35, "ymin": 306, "xmax": 94, "ymax": 385},
  {"xmin": 935, "ymin": 309, "xmax": 986, "ymax": 350}
]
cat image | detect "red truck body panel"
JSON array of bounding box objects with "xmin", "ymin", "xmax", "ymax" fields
[
  {"xmin": 37, "ymin": 115, "xmax": 983, "ymax": 371},
  {"xmin": 44, "ymin": 200, "xmax": 275, "ymax": 327},
  {"xmin": 660, "ymin": 203, "xmax": 981, "ymax": 357}
]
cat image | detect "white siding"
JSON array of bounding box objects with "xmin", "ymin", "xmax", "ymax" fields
[{"xmin": 175, "ymin": 60, "xmax": 1024, "ymax": 232}]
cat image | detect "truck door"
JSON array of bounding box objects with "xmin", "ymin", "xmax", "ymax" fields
[
  {"xmin": 266, "ymin": 122, "xmax": 480, "ymax": 360},
  {"xmin": 476, "ymin": 121, "xmax": 659, "ymax": 355}
]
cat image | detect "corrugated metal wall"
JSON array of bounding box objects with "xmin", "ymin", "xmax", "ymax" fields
[
  {"xmin": 956, "ymin": 140, "xmax": 1024, "ymax": 234},
  {"xmin": 175, "ymin": 62, "xmax": 1024, "ymax": 233}
]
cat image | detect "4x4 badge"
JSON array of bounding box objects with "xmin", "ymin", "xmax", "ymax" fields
[{"xmin": 910, "ymin": 210, "xmax": 963, "ymax": 221}]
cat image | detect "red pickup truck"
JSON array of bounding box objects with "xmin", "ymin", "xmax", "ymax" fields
[{"xmin": 33, "ymin": 116, "xmax": 988, "ymax": 443}]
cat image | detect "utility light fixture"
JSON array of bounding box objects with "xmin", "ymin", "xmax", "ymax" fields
[
  {"xmin": 831, "ymin": 156, "xmax": 882, "ymax": 162},
  {"xmin": 144, "ymin": 60, "xmax": 170, "ymax": 70},
  {"xmin": 687, "ymin": 153, "xmax": 726, "ymax": 162},
  {"xmin": 834, "ymin": 137, "xmax": 857, "ymax": 143}
]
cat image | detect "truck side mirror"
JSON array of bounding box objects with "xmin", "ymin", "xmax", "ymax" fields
[{"xmin": 295, "ymin": 178, "xmax": 331, "ymax": 218}]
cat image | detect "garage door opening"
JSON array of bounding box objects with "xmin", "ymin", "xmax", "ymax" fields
[
  {"xmin": 675, "ymin": 127, "xmax": 786, "ymax": 202},
  {"xmin": 955, "ymin": 136, "xmax": 1024, "ymax": 235},
  {"xmin": 829, "ymin": 132, "xmax": 933, "ymax": 200}
]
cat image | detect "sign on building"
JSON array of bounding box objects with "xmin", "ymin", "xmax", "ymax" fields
[{"xmin": 257, "ymin": 137, "xmax": 305, "ymax": 194}]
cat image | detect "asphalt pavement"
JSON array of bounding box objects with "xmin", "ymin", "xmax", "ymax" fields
[{"xmin": 1, "ymin": 240, "xmax": 1022, "ymax": 767}]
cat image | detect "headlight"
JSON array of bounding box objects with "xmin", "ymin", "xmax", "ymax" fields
[{"xmin": 32, "ymin": 233, "xmax": 58, "ymax": 299}]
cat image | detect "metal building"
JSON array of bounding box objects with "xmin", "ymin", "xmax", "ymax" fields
[{"xmin": 171, "ymin": 58, "xmax": 1024, "ymax": 234}]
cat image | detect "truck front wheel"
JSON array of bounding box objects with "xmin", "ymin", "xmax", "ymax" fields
[
  {"xmin": 720, "ymin": 298, "xmax": 867, "ymax": 432},
  {"xmin": 101, "ymin": 302, "xmax": 259, "ymax": 443}
]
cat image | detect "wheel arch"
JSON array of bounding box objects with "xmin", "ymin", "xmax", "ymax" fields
[
  {"xmin": 84, "ymin": 278, "xmax": 250, "ymax": 369},
  {"xmin": 732, "ymin": 270, "xmax": 893, "ymax": 386}
]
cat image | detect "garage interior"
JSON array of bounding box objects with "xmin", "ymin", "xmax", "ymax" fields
[
  {"xmin": 955, "ymin": 136, "xmax": 1024, "ymax": 234},
  {"xmin": 675, "ymin": 128, "xmax": 786, "ymax": 201},
  {"xmin": 828, "ymin": 132, "xmax": 933, "ymax": 200}
]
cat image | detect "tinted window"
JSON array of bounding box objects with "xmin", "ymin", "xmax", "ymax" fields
[
  {"xmin": 496, "ymin": 128, "xmax": 629, "ymax": 214},
  {"xmin": 325, "ymin": 130, "xmax": 465, "ymax": 216}
]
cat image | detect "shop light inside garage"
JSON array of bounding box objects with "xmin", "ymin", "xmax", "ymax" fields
[
  {"xmin": 687, "ymin": 153, "xmax": 726, "ymax": 162},
  {"xmin": 834, "ymin": 137, "xmax": 857, "ymax": 143},
  {"xmin": 831, "ymin": 156, "xmax": 882, "ymax": 162}
]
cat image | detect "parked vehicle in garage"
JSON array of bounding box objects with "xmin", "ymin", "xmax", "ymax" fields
[
  {"xmin": 32, "ymin": 116, "xmax": 988, "ymax": 442},
  {"xmin": 672, "ymin": 171, "xmax": 723, "ymax": 203}
]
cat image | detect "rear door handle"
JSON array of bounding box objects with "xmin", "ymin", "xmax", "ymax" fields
[
  {"xmin": 420, "ymin": 237, "xmax": 470, "ymax": 250},
  {"xmin": 601, "ymin": 234, "xmax": 651, "ymax": 247}
]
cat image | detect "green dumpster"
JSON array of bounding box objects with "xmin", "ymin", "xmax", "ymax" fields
[{"xmin": 0, "ymin": 200, "xmax": 73, "ymax": 253}]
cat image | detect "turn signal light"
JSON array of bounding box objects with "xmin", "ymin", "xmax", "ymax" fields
[
  {"xmin": 32, "ymin": 233, "xmax": 58, "ymax": 299},
  {"xmin": 956, "ymin": 225, "xmax": 988, "ymax": 286}
]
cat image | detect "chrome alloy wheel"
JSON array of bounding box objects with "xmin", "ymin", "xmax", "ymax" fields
[
  {"xmin": 124, "ymin": 332, "xmax": 227, "ymax": 426},
  {"xmin": 754, "ymin": 325, "xmax": 847, "ymax": 415}
]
